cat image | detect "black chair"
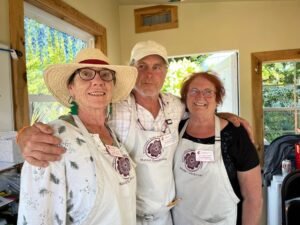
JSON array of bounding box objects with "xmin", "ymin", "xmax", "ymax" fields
[{"xmin": 281, "ymin": 170, "xmax": 300, "ymax": 225}]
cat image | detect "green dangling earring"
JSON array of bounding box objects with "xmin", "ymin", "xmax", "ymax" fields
[
  {"xmin": 106, "ymin": 103, "xmax": 112, "ymax": 120},
  {"xmin": 70, "ymin": 101, "xmax": 78, "ymax": 115}
]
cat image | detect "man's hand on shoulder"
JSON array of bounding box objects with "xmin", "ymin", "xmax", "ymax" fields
[
  {"xmin": 17, "ymin": 122, "xmax": 65, "ymax": 167},
  {"xmin": 217, "ymin": 112, "xmax": 255, "ymax": 144}
]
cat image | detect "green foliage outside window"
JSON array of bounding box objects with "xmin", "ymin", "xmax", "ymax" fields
[
  {"xmin": 263, "ymin": 62, "xmax": 300, "ymax": 143},
  {"xmin": 25, "ymin": 17, "xmax": 87, "ymax": 123},
  {"xmin": 162, "ymin": 55, "xmax": 208, "ymax": 96}
]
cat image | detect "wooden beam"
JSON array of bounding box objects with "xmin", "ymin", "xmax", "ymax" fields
[
  {"xmin": 95, "ymin": 30, "xmax": 107, "ymax": 55},
  {"xmin": 252, "ymin": 49, "xmax": 300, "ymax": 62},
  {"xmin": 9, "ymin": 0, "xmax": 30, "ymax": 130},
  {"xmin": 25, "ymin": 0, "xmax": 105, "ymax": 34},
  {"xmin": 251, "ymin": 53, "xmax": 263, "ymax": 163}
]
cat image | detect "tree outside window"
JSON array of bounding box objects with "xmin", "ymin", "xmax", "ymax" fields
[
  {"xmin": 263, "ymin": 62, "xmax": 300, "ymax": 143},
  {"xmin": 24, "ymin": 2, "xmax": 93, "ymax": 124},
  {"xmin": 163, "ymin": 51, "xmax": 239, "ymax": 115}
]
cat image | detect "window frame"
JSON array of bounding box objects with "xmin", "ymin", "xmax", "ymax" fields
[
  {"xmin": 134, "ymin": 5, "xmax": 178, "ymax": 33},
  {"xmin": 24, "ymin": 2, "xmax": 95, "ymax": 46},
  {"xmin": 25, "ymin": 2, "xmax": 95, "ymax": 123},
  {"xmin": 9, "ymin": 0, "xmax": 107, "ymax": 130},
  {"xmin": 251, "ymin": 49, "xmax": 300, "ymax": 162}
]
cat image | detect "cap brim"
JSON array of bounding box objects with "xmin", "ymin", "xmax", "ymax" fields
[{"xmin": 131, "ymin": 52, "xmax": 168, "ymax": 64}]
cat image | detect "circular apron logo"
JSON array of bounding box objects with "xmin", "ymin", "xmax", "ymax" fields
[
  {"xmin": 115, "ymin": 157, "xmax": 131, "ymax": 178},
  {"xmin": 183, "ymin": 150, "xmax": 202, "ymax": 172},
  {"xmin": 144, "ymin": 138, "xmax": 162, "ymax": 159}
]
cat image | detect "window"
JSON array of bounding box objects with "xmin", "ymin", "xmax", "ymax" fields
[
  {"xmin": 251, "ymin": 49, "xmax": 300, "ymax": 157},
  {"xmin": 24, "ymin": 2, "xmax": 94, "ymax": 124},
  {"xmin": 163, "ymin": 50, "xmax": 239, "ymax": 114},
  {"xmin": 9, "ymin": 0, "xmax": 107, "ymax": 130},
  {"xmin": 263, "ymin": 61, "xmax": 300, "ymax": 143},
  {"xmin": 134, "ymin": 5, "xmax": 178, "ymax": 33}
]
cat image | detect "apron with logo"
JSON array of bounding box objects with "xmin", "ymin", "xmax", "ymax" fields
[
  {"xmin": 73, "ymin": 115, "xmax": 136, "ymax": 225},
  {"xmin": 124, "ymin": 95, "xmax": 179, "ymax": 225},
  {"xmin": 173, "ymin": 116, "xmax": 239, "ymax": 225}
]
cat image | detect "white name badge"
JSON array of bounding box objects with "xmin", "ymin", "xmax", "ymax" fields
[
  {"xmin": 161, "ymin": 133, "xmax": 177, "ymax": 147},
  {"xmin": 195, "ymin": 150, "xmax": 215, "ymax": 162},
  {"xmin": 106, "ymin": 145, "xmax": 123, "ymax": 157}
]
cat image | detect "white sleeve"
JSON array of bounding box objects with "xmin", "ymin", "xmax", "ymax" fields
[{"xmin": 17, "ymin": 159, "xmax": 67, "ymax": 225}]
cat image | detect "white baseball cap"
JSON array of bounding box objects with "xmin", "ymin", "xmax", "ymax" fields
[{"xmin": 130, "ymin": 40, "xmax": 169, "ymax": 64}]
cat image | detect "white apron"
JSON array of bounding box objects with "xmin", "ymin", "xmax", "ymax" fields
[
  {"xmin": 73, "ymin": 115, "xmax": 137, "ymax": 225},
  {"xmin": 124, "ymin": 96, "xmax": 179, "ymax": 225},
  {"xmin": 173, "ymin": 116, "xmax": 240, "ymax": 225}
]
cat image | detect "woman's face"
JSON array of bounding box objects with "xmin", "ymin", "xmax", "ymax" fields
[
  {"xmin": 68, "ymin": 67, "xmax": 114, "ymax": 112},
  {"xmin": 186, "ymin": 76, "xmax": 217, "ymax": 116}
]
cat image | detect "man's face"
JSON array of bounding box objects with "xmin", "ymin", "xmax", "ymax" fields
[{"xmin": 133, "ymin": 55, "xmax": 167, "ymax": 98}]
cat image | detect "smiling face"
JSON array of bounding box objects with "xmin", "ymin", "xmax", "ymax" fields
[
  {"xmin": 68, "ymin": 67, "xmax": 114, "ymax": 113},
  {"xmin": 133, "ymin": 55, "xmax": 167, "ymax": 98},
  {"xmin": 186, "ymin": 76, "xmax": 217, "ymax": 116}
]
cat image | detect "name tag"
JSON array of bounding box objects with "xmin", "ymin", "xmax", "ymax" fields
[
  {"xmin": 106, "ymin": 145, "xmax": 123, "ymax": 157},
  {"xmin": 195, "ymin": 150, "xmax": 214, "ymax": 162},
  {"xmin": 161, "ymin": 133, "xmax": 177, "ymax": 147}
]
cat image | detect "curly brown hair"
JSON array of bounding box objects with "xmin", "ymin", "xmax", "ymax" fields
[{"xmin": 180, "ymin": 72, "xmax": 225, "ymax": 105}]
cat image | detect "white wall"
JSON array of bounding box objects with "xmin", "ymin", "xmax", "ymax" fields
[
  {"xmin": 119, "ymin": 0, "xmax": 300, "ymax": 124},
  {"xmin": 0, "ymin": 43, "xmax": 14, "ymax": 131},
  {"xmin": 0, "ymin": 0, "xmax": 13, "ymax": 131}
]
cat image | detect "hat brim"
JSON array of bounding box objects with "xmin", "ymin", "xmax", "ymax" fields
[{"xmin": 44, "ymin": 63, "xmax": 137, "ymax": 108}]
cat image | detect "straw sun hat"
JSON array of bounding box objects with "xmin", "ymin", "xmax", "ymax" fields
[{"xmin": 44, "ymin": 48, "xmax": 138, "ymax": 107}]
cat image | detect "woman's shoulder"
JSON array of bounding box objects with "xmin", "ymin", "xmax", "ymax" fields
[
  {"xmin": 48, "ymin": 115, "xmax": 79, "ymax": 133},
  {"xmin": 221, "ymin": 121, "xmax": 249, "ymax": 144},
  {"xmin": 48, "ymin": 117, "xmax": 86, "ymax": 151},
  {"xmin": 219, "ymin": 117, "xmax": 229, "ymax": 131},
  {"xmin": 161, "ymin": 93, "xmax": 184, "ymax": 107},
  {"xmin": 222, "ymin": 120, "xmax": 247, "ymax": 134}
]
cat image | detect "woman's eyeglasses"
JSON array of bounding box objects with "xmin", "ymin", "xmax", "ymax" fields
[
  {"xmin": 188, "ymin": 88, "xmax": 216, "ymax": 98},
  {"xmin": 76, "ymin": 68, "xmax": 116, "ymax": 82}
]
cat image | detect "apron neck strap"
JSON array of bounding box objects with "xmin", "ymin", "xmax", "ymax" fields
[{"xmin": 179, "ymin": 115, "xmax": 221, "ymax": 142}]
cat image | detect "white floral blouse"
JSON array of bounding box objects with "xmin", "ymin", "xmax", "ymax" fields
[{"xmin": 17, "ymin": 116, "xmax": 136, "ymax": 225}]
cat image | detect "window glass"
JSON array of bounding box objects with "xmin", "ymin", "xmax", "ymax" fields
[
  {"xmin": 163, "ymin": 51, "xmax": 239, "ymax": 114},
  {"xmin": 263, "ymin": 61, "xmax": 300, "ymax": 143},
  {"xmin": 24, "ymin": 3, "xmax": 94, "ymax": 123}
]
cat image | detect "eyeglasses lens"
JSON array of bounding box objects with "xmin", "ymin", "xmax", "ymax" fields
[
  {"xmin": 189, "ymin": 88, "xmax": 215, "ymax": 98},
  {"xmin": 78, "ymin": 68, "xmax": 115, "ymax": 81}
]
